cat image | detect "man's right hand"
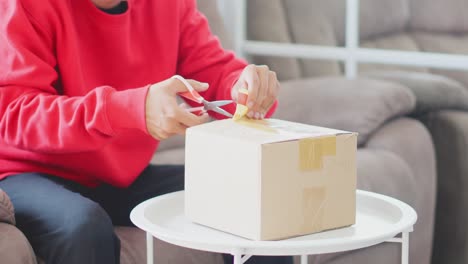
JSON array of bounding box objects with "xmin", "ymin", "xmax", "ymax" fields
[{"xmin": 145, "ymin": 78, "xmax": 210, "ymax": 140}]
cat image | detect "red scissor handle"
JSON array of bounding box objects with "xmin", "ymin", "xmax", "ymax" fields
[
  {"xmin": 172, "ymin": 75, "xmax": 205, "ymax": 104},
  {"xmin": 178, "ymin": 91, "xmax": 204, "ymax": 104}
]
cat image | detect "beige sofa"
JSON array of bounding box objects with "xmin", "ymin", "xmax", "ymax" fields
[{"xmin": 0, "ymin": 0, "xmax": 440, "ymax": 263}]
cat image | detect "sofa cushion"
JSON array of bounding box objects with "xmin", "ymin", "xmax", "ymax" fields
[
  {"xmin": 247, "ymin": 0, "xmax": 340, "ymax": 80},
  {"xmin": 280, "ymin": 0, "xmax": 342, "ymax": 78},
  {"xmin": 411, "ymin": 32, "xmax": 468, "ymax": 88},
  {"xmin": 274, "ymin": 77, "xmax": 416, "ymax": 145},
  {"xmin": 409, "ymin": 0, "xmax": 468, "ymax": 34},
  {"xmin": 421, "ymin": 110, "xmax": 468, "ymax": 264},
  {"xmin": 365, "ymin": 71, "xmax": 468, "ymax": 116},
  {"xmin": 0, "ymin": 223, "xmax": 37, "ymax": 264},
  {"xmin": 359, "ymin": 33, "xmax": 429, "ymax": 74},
  {"xmin": 357, "ymin": 0, "xmax": 410, "ymax": 43},
  {"xmin": 151, "ymin": 148, "xmax": 185, "ymax": 165},
  {"xmin": 0, "ymin": 189, "xmax": 15, "ymax": 225},
  {"xmin": 157, "ymin": 135, "xmax": 185, "ymax": 153},
  {"xmin": 246, "ymin": 0, "xmax": 312, "ymax": 80},
  {"xmin": 196, "ymin": 0, "xmax": 233, "ymax": 50},
  {"xmin": 280, "ymin": 0, "xmax": 410, "ymax": 46}
]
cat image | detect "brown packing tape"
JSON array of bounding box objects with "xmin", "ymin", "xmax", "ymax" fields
[
  {"xmin": 233, "ymin": 105, "xmax": 249, "ymax": 121},
  {"xmin": 301, "ymin": 187, "xmax": 327, "ymax": 232},
  {"xmin": 299, "ymin": 136, "xmax": 337, "ymax": 171}
]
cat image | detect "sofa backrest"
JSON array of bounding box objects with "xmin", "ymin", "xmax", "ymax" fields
[
  {"xmin": 197, "ymin": 0, "xmax": 234, "ymax": 50},
  {"xmin": 409, "ymin": 0, "xmax": 468, "ymax": 33},
  {"xmin": 247, "ymin": 0, "xmax": 412, "ymax": 79},
  {"xmin": 247, "ymin": 0, "xmax": 468, "ymax": 83}
]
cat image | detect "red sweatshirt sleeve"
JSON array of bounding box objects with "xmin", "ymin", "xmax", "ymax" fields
[
  {"xmin": 0, "ymin": 1, "xmax": 148, "ymax": 154},
  {"xmin": 176, "ymin": 0, "xmax": 248, "ymax": 118}
]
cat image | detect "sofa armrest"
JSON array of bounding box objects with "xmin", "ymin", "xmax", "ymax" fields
[
  {"xmin": 420, "ymin": 110, "xmax": 468, "ymax": 264},
  {"xmin": 274, "ymin": 77, "xmax": 415, "ymax": 145},
  {"xmin": 365, "ymin": 71, "xmax": 468, "ymax": 116},
  {"xmin": 0, "ymin": 189, "xmax": 15, "ymax": 225}
]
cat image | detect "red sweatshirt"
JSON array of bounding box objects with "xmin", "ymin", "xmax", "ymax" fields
[{"xmin": 0, "ymin": 0, "xmax": 256, "ymax": 187}]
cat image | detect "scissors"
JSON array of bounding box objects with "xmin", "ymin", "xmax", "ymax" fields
[{"xmin": 172, "ymin": 75, "xmax": 233, "ymax": 118}]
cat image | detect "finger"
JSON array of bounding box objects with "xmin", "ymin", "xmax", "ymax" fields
[
  {"xmin": 199, "ymin": 113, "xmax": 210, "ymax": 124},
  {"xmin": 231, "ymin": 84, "xmax": 239, "ymax": 101},
  {"xmin": 172, "ymin": 123, "xmax": 188, "ymax": 135},
  {"xmin": 170, "ymin": 76, "xmax": 209, "ymax": 94},
  {"xmin": 260, "ymin": 72, "xmax": 279, "ymax": 118},
  {"xmin": 179, "ymin": 103, "xmax": 206, "ymax": 115},
  {"xmin": 186, "ymin": 79, "xmax": 210, "ymax": 92},
  {"xmin": 163, "ymin": 118, "xmax": 188, "ymax": 135},
  {"xmin": 154, "ymin": 127, "xmax": 170, "ymax": 140},
  {"xmin": 251, "ymin": 65, "xmax": 269, "ymax": 119},
  {"xmin": 174, "ymin": 107, "xmax": 209, "ymax": 127},
  {"xmin": 243, "ymin": 65, "xmax": 260, "ymax": 110}
]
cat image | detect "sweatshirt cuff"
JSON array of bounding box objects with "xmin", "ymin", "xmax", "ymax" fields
[{"xmin": 105, "ymin": 86, "xmax": 150, "ymax": 134}]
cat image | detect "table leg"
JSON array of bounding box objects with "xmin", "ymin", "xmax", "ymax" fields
[
  {"xmin": 301, "ymin": 255, "xmax": 308, "ymax": 264},
  {"xmin": 233, "ymin": 253, "xmax": 243, "ymax": 264},
  {"xmin": 146, "ymin": 232, "xmax": 154, "ymax": 264},
  {"xmin": 401, "ymin": 232, "xmax": 409, "ymax": 264}
]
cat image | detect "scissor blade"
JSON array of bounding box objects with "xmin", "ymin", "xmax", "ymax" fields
[
  {"xmin": 210, "ymin": 100, "xmax": 234, "ymax": 107},
  {"xmin": 210, "ymin": 107, "xmax": 233, "ymax": 118},
  {"xmin": 204, "ymin": 100, "xmax": 232, "ymax": 110}
]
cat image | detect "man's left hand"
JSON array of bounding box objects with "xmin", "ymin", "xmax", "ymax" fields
[{"xmin": 232, "ymin": 64, "xmax": 280, "ymax": 120}]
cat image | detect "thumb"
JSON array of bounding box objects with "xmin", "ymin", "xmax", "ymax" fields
[
  {"xmin": 187, "ymin": 79, "xmax": 210, "ymax": 92},
  {"xmin": 231, "ymin": 86, "xmax": 239, "ymax": 101}
]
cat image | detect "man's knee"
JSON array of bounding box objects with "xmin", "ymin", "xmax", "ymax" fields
[
  {"xmin": 63, "ymin": 201, "xmax": 116, "ymax": 246},
  {"xmin": 47, "ymin": 201, "xmax": 120, "ymax": 263}
]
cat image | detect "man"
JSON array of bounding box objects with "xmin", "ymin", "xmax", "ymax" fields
[{"xmin": 0, "ymin": 0, "xmax": 289, "ymax": 263}]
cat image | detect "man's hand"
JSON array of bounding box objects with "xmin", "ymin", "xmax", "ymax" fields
[
  {"xmin": 232, "ymin": 64, "xmax": 280, "ymax": 120},
  {"xmin": 145, "ymin": 78, "xmax": 210, "ymax": 140}
]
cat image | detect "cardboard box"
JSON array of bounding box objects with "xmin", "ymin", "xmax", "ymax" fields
[{"xmin": 185, "ymin": 119, "xmax": 357, "ymax": 241}]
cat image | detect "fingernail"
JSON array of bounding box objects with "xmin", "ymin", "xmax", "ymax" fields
[
  {"xmin": 255, "ymin": 112, "xmax": 260, "ymax": 119},
  {"xmin": 260, "ymin": 113, "xmax": 265, "ymax": 119},
  {"xmin": 201, "ymin": 83, "xmax": 209, "ymax": 88},
  {"xmin": 247, "ymin": 111, "xmax": 254, "ymax": 118},
  {"xmin": 247, "ymin": 101, "xmax": 254, "ymax": 108}
]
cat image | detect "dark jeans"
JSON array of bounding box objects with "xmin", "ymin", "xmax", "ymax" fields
[{"xmin": 0, "ymin": 165, "xmax": 292, "ymax": 264}]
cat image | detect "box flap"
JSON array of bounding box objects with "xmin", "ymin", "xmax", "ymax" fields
[{"xmin": 188, "ymin": 119, "xmax": 356, "ymax": 144}]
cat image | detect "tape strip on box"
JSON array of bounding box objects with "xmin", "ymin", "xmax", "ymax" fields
[
  {"xmin": 236, "ymin": 119, "xmax": 278, "ymax": 133},
  {"xmin": 301, "ymin": 187, "xmax": 327, "ymax": 232},
  {"xmin": 299, "ymin": 136, "xmax": 337, "ymax": 171}
]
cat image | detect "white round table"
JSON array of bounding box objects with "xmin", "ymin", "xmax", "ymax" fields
[{"xmin": 130, "ymin": 190, "xmax": 417, "ymax": 264}]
